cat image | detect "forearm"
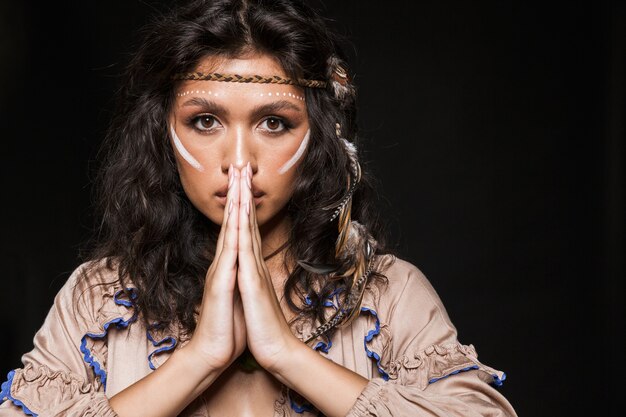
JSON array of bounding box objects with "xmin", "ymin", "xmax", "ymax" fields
[
  {"xmin": 273, "ymin": 342, "xmax": 368, "ymax": 417},
  {"xmin": 109, "ymin": 346, "xmax": 223, "ymax": 417}
]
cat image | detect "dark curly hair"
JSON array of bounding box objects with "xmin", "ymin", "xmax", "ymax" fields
[{"xmin": 85, "ymin": 0, "xmax": 390, "ymax": 341}]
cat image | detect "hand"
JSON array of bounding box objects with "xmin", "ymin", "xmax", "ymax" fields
[
  {"xmin": 236, "ymin": 162, "xmax": 301, "ymax": 373},
  {"xmin": 186, "ymin": 165, "xmax": 247, "ymax": 372}
]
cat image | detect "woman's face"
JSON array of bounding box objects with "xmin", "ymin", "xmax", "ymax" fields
[{"xmin": 169, "ymin": 53, "xmax": 310, "ymax": 227}]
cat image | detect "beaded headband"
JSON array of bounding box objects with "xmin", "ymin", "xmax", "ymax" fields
[{"xmin": 172, "ymin": 72, "xmax": 327, "ymax": 89}]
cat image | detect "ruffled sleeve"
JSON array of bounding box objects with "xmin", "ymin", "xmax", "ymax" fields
[
  {"xmin": 0, "ymin": 262, "xmax": 120, "ymax": 417},
  {"xmin": 347, "ymin": 258, "xmax": 517, "ymax": 417}
]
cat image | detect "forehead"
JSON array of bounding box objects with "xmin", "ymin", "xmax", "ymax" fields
[
  {"xmin": 196, "ymin": 53, "xmax": 287, "ymax": 77},
  {"xmin": 175, "ymin": 53, "xmax": 306, "ymax": 99}
]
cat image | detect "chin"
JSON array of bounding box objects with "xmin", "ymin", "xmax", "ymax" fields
[
  {"xmin": 194, "ymin": 200, "xmax": 226, "ymax": 226},
  {"xmin": 257, "ymin": 202, "xmax": 290, "ymax": 229}
]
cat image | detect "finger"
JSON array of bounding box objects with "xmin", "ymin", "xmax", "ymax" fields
[
  {"xmin": 237, "ymin": 164, "xmax": 260, "ymax": 281},
  {"xmin": 210, "ymin": 167, "xmax": 240, "ymax": 291},
  {"xmin": 250, "ymin": 202, "xmax": 270, "ymax": 278},
  {"xmin": 251, "ymin": 214, "xmax": 269, "ymax": 276},
  {"xmin": 246, "ymin": 168, "xmax": 273, "ymax": 279},
  {"xmin": 214, "ymin": 164, "xmax": 239, "ymax": 261},
  {"xmin": 244, "ymin": 163, "xmax": 265, "ymax": 272}
]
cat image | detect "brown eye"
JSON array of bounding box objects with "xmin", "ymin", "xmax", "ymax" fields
[
  {"xmin": 260, "ymin": 117, "xmax": 287, "ymax": 132},
  {"xmin": 193, "ymin": 115, "xmax": 218, "ymax": 131},
  {"xmin": 266, "ymin": 117, "xmax": 281, "ymax": 130}
]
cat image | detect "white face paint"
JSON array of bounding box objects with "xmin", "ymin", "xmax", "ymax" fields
[
  {"xmin": 170, "ymin": 125, "xmax": 204, "ymax": 172},
  {"xmin": 176, "ymin": 90, "xmax": 305, "ymax": 101},
  {"xmin": 278, "ymin": 129, "xmax": 310, "ymax": 175}
]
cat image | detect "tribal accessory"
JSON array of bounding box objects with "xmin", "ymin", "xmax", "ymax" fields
[
  {"xmin": 301, "ymin": 122, "xmax": 373, "ymax": 344},
  {"xmin": 172, "ymin": 72, "xmax": 327, "ymax": 89},
  {"xmin": 303, "ymin": 226, "xmax": 376, "ymax": 344},
  {"xmin": 327, "ymin": 56, "xmax": 355, "ymax": 103},
  {"xmin": 328, "ymin": 123, "xmax": 361, "ymax": 224},
  {"xmin": 236, "ymin": 348, "xmax": 261, "ymax": 372},
  {"xmin": 176, "ymin": 89, "xmax": 306, "ymax": 101}
]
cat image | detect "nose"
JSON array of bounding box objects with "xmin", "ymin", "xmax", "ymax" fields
[{"xmin": 221, "ymin": 125, "xmax": 257, "ymax": 175}]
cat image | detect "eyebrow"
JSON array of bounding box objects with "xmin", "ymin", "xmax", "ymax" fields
[
  {"xmin": 251, "ymin": 100, "xmax": 303, "ymax": 115},
  {"xmin": 180, "ymin": 97, "xmax": 304, "ymax": 118},
  {"xmin": 181, "ymin": 97, "xmax": 229, "ymax": 114}
]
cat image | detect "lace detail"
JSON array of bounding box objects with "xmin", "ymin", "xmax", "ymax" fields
[
  {"xmin": 1, "ymin": 370, "xmax": 37, "ymax": 416},
  {"xmin": 146, "ymin": 324, "xmax": 178, "ymax": 370},
  {"xmin": 387, "ymin": 342, "xmax": 506, "ymax": 389},
  {"xmin": 80, "ymin": 288, "xmax": 137, "ymax": 390},
  {"xmin": 361, "ymin": 307, "xmax": 389, "ymax": 380},
  {"xmin": 1, "ymin": 363, "xmax": 97, "ymax": 416},
  {"xmin": 273, "ymin": 384, "xmax": 289, "ymax": 417}
]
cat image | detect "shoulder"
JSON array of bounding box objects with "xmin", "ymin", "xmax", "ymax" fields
[
  {"xmin": 55, "ymin": 258, "xmax": 131, "ymax": 328},
  {"xmin": 370, "ymin": 256, "xmax": 449, "ymax": 317},
  {"xmin": 364, "ymin": 255, "xmax": 457, "ymax": 341}
]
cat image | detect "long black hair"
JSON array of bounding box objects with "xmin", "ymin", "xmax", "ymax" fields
[{"xmin": 86, "ymin": 0, "xmax": 390, "ymax": 338}]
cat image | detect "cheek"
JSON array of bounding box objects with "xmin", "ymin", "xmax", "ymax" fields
[
  {"xmin": 170, "ymin": 125, "xmax": 204, "ymax": 172},
  {"xmin": 276, "ymin": 129, "xmax": 310, "ymax": 175},
  {"xmin": 175, "ymin": 156, "xmax": 224, "ymax": 223},
  {"xmin": 178, "ymin": 167, "xmax": 210, "ymax": 203}
]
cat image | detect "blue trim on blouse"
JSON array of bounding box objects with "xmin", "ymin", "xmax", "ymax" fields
[
  {"xmin": 495, "ymin": 372, "xmax": 506, "ymax": 386},
  {"xmin": 289, "ymin": 393, "xmax": 315, "ymax": 414},
  {"xmin": 146, "ymin": 325, "xmax": 178, "ymax": 371},
  {"xmin": 0, "ymin": 370, "xmax": 38, "ymax": 416},
  {"xmin": 428, "ymin": 365, "xmax": 507, "ymax": 387},
  {"xmin": 304, "ymin": 287, "xmax": 345, "ymax": 310},
  {"xmin": 312, "ymin": 336, "xmax": 332, "ymax": 354},
  {"xmin": 361, "ymin": 306, "xmax": 389, "ymax": 381},
  {"xmin": 79, "ymin": 288, "xmax": 137, "ymax": 391},
  {"xmin": 290, "ymin": 289, "xmax": 345, "ymax": 414}
]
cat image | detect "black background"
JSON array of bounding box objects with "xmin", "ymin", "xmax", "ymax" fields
[{"xmin": 0, "ymin": 1, "xmax": 623, "ymax": 416}]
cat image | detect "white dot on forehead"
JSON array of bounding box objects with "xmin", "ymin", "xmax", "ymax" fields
[{"xmin": 175, "ymin": 89, "xmax": 305, "ymax": 101}]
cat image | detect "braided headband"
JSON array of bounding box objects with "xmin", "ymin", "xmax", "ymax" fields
[{"xmin": 172, "ymin": 72, "xmax": 327, "ymax": 89}]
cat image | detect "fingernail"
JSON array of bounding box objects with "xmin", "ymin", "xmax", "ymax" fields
[
  {"xmin": 228, "ymin": 164, "xmax": 234, "ymax": 188},
  {"xmin": 246, "ymin": 200, "xmax": 250, "ymax": 215},
  {"xmin": 229, "ymin": 200, "xmax": 233, "ymax": 213},
  {"xmin": 246, "ymin": 162, "xmax": 252, "ymax": 189}
]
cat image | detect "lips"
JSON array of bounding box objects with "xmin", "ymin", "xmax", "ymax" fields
[{"xmin": 214, "ymin": 184, "xmax": 265, "ymax": 206}]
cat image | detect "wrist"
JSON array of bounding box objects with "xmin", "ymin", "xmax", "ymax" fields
[
  {"xmin": 269, "ymin": 338, "xmax": 315, "ymax": 386},
  {"xmin": 176, "ymin": 343, "xmax": 228, "ymax": 386}
]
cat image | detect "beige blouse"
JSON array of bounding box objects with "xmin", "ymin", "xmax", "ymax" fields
[{"xmin": 0, "ymin": 256, "xmax": 517, "ymax": 416}]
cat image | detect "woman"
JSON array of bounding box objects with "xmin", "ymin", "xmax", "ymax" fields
[{"xmin": 0, "ymin": 0, "xmax": 517, "ymax": 416}]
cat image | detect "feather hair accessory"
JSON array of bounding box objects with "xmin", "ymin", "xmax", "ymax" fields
[
  {"xmin": 327, "ymin": 56, "xmax": 356, "ymax": 105},
  {"xmin": 303, "ymin": 223, "xmax": 377, "ymax": 344},
  {"xmin": 298, "ymin": 125, "xmax": 361, "ymax": 276},
  {"xmin": 301, "ymin": 122, "xmax": 376, "ymax": 343},
  {"xmin": 328, "ymin": 123, "xmax": 361, "ymax": 223},
  {"xmin": 300, "ymin": 58, "xmax": 374, "ymax": 343}
]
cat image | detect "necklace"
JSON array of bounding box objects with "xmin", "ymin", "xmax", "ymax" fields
[{"xmin": 236, "ymin": 348, "xmax": 261, "ymax": 372}]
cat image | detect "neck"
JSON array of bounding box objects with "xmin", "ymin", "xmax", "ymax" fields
[
  {"xmin": 259, "ymin": 207, "xmax": 292, "ymax": 270},
  {"xmin": 259, "ymin": 208, "xmax": 302, "ymax": 323}
]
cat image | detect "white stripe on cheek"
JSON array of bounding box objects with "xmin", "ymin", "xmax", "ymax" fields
[
  {"xmin": 278, "ymin": 129, "xmax": 310, "ymax": 175},
  {"xmin": 170, "ymin": 125, "xmax": 204, "ymax": 172}
]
